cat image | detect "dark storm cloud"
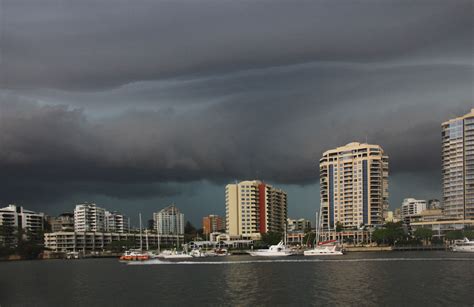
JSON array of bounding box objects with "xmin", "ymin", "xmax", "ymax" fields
[
  {"xmin": 1, "ymin": 0, "xmax": 472, "ymax": 90},
  {"xmin": 0, "ymin": 0, "xmax": 472, "ymax": 217}
]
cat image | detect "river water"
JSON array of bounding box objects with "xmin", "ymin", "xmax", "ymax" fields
[{"xmin": 1, "ymin": 251, "xmax": 473, "ymax": 306}]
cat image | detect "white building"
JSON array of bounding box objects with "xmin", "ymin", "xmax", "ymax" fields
[
  {"xmin": 74, "ymin": 203, "xmax": 106, "ymax": 232},
  {"xmin": 225, "ymin": 180, "xmax": 287, "ymax": 239},
  {"xmin": 287, "ymin": 218, "xmax": 311, "ymax": 232},
  {"xmin": 153, "ymin": 205, "xmax": 184, "ymax": 235},
  {"xmin": 0, "ymin": 205, "xmax": 44, "ymax": 233},
  {"xmin": 401, "ymin": 198, "xmax": 427, "ymax": 224},
  {"xmin": 105, "ymin": 211, "xmax": 130, "ymax": 233},
  {"xmin": 0, "ymin": 205, "xmax": 44, "ymax": 246}
]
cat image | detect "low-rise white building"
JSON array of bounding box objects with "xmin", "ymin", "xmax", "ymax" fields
[
  {"xmin": 287, "ymin": 218, "xmax": 311, "ymax": 232},
  {"xmin": 401, "ymin": 198, "xmax": 427, "ymax": 224},
  {"xmin": 105, "ymin": 211, "xmax": 130, "ymax": 233},
  {"xmin": 0, "ymin": 205, "xmax": 44, "ymax": 246},
  {"xmin": 44, "ymin": 232, "xmax": 184, "ymax": 252}
]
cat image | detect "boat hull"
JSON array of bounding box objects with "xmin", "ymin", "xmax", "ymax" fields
[
  {"xmin": 452, "ymin": 246, "xmax": 474, "ymax": 253},
  {"xmin": 248, "ymin": 251, "xmax": 293, "ymax": 257},
  {"xmin": 303, "ymin": 250, "xmax": 343, "ymax": 256}
]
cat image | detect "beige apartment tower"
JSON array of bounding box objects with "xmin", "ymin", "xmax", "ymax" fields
[
  {"xmin": 320, "ymin": 142, "xmax": 389, "ymax": 230},
  {"xmin": 225, "ymin": 180, "xmax": 287, "ymax": 239},
  {"xmin": 442, "ymin": 109, "xmax": 474, "ymax": 220}
]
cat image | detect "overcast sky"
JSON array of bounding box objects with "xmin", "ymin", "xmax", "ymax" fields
[{"xmin": 0, "ymin": 0, "xmax": 473, "ymax": 226}]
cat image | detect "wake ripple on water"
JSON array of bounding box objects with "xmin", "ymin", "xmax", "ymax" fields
[{"xmin": 126, "ymin": 257, "xmax": 474, "ymax": 266}]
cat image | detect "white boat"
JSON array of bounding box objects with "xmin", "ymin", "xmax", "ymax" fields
[
  {"xmin": 452, "ymin": 238, "xmax": 474, "ymax": 252},
  {"xmin": 304, "ymin": 240, "xmax": 343, "ymax": 256},
  {"xmin": 159, "ymin": 249, "xmax": 193, "ymax": 259},
  {"xmin": 248, "ymin": 241, "xmax": 294, "ymax": 257},
  {"xmin": 66, "ymin": 251, "xmax": 80, "ymax": 259},
  {"xmin": 190, "ymin": 249, "xmax": 209, "ymax": 258},
  {"xmin": 304, "ymin": 209, "xmax": 343, "ymax": 256}
]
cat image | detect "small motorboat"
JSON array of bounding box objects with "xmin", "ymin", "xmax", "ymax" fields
[
  {"xmin": 304, "ymin": 240, "xmax": 344, "ymax": 256},
  {"xmin": 159, "ymin": 249, "xmax": 193, "ymax": 259},
  {"xmin": 248, "ymin": 241, "xmax": 294, "ymax": 257},
  {"xmin": 452, "ymin": 238, "xmax": 474, "ymax": 253}
]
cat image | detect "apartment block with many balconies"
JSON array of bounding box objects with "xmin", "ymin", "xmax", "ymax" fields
[
  {"xmin": 320, "ymin": 142, "xmax": 389, "ymax": 230},
  {"xmin": 442, "ymin": 109, "xmax": 474, "ymax": 220},
  {"xmin": 74, "ymin": 203, "xmax": 106, "ymax": 232},
  {"xmin": 225, "ymin": 180, "xmax": 287, "ymax": 240}
]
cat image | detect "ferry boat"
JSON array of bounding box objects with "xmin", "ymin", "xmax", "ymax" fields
[
  {"xmin": 120, "ymin": 249, "xmax": 151, "ymax": 261},
  {"xmin": 304, "ymin": 240, "xmax": 343, "ymax": 256},
  {"xmin": 248, "ymin": 241, "xmax": 294, "ymax": 257},
  {"xmin": 120, "ymin": 213, "xmax": 154, "ymax": 262},
  {"xmin": 452, "ymin": 238, "xmax": 474, "ymax": 253}
]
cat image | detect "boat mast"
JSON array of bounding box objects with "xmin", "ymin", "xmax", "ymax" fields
[
  {"xmin": 157, "ymin": 218, "xmax": 161, "ymax": 253},
  {"xmin": 145, "ymin": 229, "xmax": 149, "ymax": 251},
  {"xmin": 139, "ymin": 213, "xmax": 143, "ymax": 251}
]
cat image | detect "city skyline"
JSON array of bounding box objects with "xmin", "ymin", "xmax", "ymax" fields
[{"xmin": 0, "ymin": 1, "xmax": 473, "ymax": 226}]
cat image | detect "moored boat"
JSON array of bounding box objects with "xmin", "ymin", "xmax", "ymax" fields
[
  {"xmin": 304, "ymin": 240, "xmax": 343, "ymax": 256},
  {"xmin": 452, "ymin": 238, "xmax": 474, "ymax": 253},
  {"xmin": 248, "ymin": 241, "xmax": 294, "ymax": 257},
  {"xmin": 159, "ymin": 250, "xmax": 193, "ymax": 259}
]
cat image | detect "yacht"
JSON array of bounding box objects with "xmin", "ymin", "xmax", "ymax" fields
[
  {"xmin": 248, "ymin": 241, "xmax": 294, "ymax": 257},
  {"xmin": 304, "ymin": 240, "xmax": 343, "ymax": 256},
  {"xmin": 304, "ymin": 209, "xmax": 343, "ymax": 256},
  {"xmin": 452, "ymin": 238, "xmax": 474, "ymax": 253}
]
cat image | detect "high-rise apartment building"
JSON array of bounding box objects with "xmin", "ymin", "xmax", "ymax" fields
[
  {"xmin": 202, "ymin": 215, "xmax": 225, "ymax": 235},
  {"xmin": 401, "ymin": 198, "xmax": 427, "ymax": 224},
  {"xmin": 225, "ymin": 180, "xmax": 287, "ymax": 239},
  {"xmin": 320, "ymin": 142, "xmax": 389, "ymax": 230},
  {"xmin": 105, "ymin": 211, "xmax": 130, "ymax": 233},
  {"xmin": 442, "ymin": 109, "xmax": 474, "ymax": 220},
  {"xmin": 154, "ymin": 205, "xmax": 184, "ymax": 235},
  {"xmin": 74, "ymin": 203, "xmax": 106, "ymax": 232}
]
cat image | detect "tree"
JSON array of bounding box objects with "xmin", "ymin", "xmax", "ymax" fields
[
  {"xmin": 184, "ymin": 221, "xmax": 197, "ymax": 235},
  {"xmin": 372, "ymin": 222, "xmax": 406, "ymax": 246},
  {"xmin": 413, "ymin": 228, "xmax": 433, "ymax": 244},
  {"xmin": 335, "ymin": 222, "xmax": 343, "ymax": 232},
  {"xmin": 462, "ymin": 230, "xmax": 474, "ymax": 240},
  {"xmin": 445, "ymin": 230, "xmax": 463, "ymax": 242},
  {"xmin": 261, "ymin": 232, "xmax": 282, "ymax": 246},
  {"xmin": 303, "ymin": 232, "xmax": 316, "ymax": 246}
]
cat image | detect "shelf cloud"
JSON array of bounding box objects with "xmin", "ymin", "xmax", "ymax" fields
[{"xmin": 0, "ymin": 0, "xmax": 472, "ymax": 221}]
